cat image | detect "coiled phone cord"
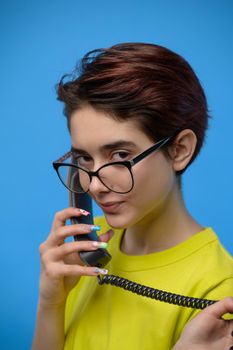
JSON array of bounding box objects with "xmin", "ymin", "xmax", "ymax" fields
[{"xmin": 98, "ymin": 274, "xmax": 217, "ymax": 310}]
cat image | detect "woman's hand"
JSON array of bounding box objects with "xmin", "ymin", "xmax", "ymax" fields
[
  {"xmin": 38, "ymin": 207, "xmax": 113, "ymax": 307},
  {"xmin": 173, "ymin": 297, "xmax": 233, "ymax": 350}
]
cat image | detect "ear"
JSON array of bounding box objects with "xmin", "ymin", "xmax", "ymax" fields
[{"xmin": 169, "ymin": 129, "xmax": 197, "ymax": 172}]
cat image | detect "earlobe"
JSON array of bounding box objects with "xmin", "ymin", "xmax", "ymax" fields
[{"xmin": 171, "ymin": 129, "xmax": 197, "ymax": 172}]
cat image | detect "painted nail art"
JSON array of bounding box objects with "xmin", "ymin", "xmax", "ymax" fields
[
  {"xmin": 99, "ymin": 242, "xmax": 108, "ymax": 249},
  {"xmin": 78, "ymin": 208, "xmax": 90, "ymax": 216},
  {"xmin": 90, "ymin": 225, "xmax": 101, "ymax": 231},
  {"xmin": 93, "ymin": 267, "xmax": 108, "ymax": 275},
  {"xmin": 92, "ymin": 241, "xmax": 108, "ymax": 249}
]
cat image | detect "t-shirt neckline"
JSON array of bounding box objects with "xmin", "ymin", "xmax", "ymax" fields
[{"xmin": 111, "ymin": 227, "xmax": 217, "ymax": 271}]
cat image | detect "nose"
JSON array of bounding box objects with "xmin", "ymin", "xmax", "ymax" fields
[{"xmin": 88, "ymin": 174, "xmax": 110, "ymax": 195}]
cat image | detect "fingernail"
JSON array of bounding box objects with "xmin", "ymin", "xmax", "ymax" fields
[
  {"xmin": 92, "ymin": 241, "xmax": 108, "ymax": 249},
  {"xmin": 90, "ymin": 225, "xmax": 101, "ymax": 231},
  {"xmin": 93, "ymin": 267, "xmax": 108, "ymax": 275},
  {"xmin": 99, "ymin": 242, "xmax": 108, "ymax": 249},
  {"xmin": 78, "ymin": 209, "xmax": 90, "ymax": 216}
]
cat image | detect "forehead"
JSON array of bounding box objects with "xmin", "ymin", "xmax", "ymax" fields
[{"xmin": 70, "ymin": 105, "xmax": 151, "ymax": 149}]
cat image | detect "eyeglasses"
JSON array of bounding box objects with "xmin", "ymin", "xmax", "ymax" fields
[{"xmin": 53, "ymin": 136, "xmax": 172, "ymax": 194}]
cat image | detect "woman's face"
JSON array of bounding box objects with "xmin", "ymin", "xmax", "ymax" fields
[{"xmin": 70, "ymin": 105, "xmax": 177, "ymax": 229}]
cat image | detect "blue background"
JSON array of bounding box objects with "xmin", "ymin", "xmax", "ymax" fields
[{"xmin": 1, "ymin": 1, "xmax": 232, "ymax": 349}]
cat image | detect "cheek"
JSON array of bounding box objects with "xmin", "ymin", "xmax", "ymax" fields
[
  {"xmin": 102, "ymin": 155, "xmax": 175, "ymax": 229},
  {"xmin": 130, "ymin": 155, "xmax": 175, "ymax": 209}
]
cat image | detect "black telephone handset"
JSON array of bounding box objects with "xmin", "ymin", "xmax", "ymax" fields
[{"xmin": 69, "ymin": 191, "xmax": 112, "ymax": 268}]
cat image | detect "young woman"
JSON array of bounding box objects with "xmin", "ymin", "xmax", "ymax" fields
[{"xmin": 32, "ymin": 43, "xmax": 233, "ymax": 350}]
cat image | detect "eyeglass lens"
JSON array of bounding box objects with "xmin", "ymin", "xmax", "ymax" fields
[{"xmin": 58, "ymin": 164, "xmax": 133, "ymax": 194}]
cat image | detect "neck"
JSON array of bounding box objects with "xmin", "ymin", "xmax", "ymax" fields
[{"xmin": 121, "ymin": 185, "xmax": 203, "ymax": 255}]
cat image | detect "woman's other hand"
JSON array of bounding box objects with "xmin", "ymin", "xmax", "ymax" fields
[{"xmin": 173, "ymin": 297, "xmax": 233, "ymax": 350}]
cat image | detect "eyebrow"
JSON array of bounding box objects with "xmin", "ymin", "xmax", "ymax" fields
[{"xmin": 71, "ymin": 140, "xmax": 138, "ymax": 154}]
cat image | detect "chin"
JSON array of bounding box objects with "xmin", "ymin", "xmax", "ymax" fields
[
  {"xmin": 103, "ymin": 211, "xmax": 138, "ymax": 230},
  {"xmin": 103, "ymin": 212, "xmax": 129, "ymax": 230}
]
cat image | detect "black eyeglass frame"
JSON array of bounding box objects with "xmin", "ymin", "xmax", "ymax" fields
[{"xmin": 53, "ymin": 136, "xmax": 172, "ymax": 194}]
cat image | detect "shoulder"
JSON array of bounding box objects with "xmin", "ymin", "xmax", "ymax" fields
[
  {"xmin": 190, "ymin": 228, "xmax": 233, "ymax": 298},
  {"xmin": 203, "ymin": 228, "xmax": 233, "ymax": 269}
]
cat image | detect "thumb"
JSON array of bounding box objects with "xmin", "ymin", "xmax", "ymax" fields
[
  {"xmin": 98, "ymin": 229, "xmax": 115, "ymax": 243},
  {"xmin": 205, "ymin": 297, "xmax": 233, "ymax": 319}
]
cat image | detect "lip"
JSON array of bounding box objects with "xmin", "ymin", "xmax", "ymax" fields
[{"xmin": 98, "ymin": 201, "xmax": 124, "ymax": 213}]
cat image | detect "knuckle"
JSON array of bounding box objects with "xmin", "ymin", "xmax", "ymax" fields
[
  {"xmin": 54, "ymin": 210, "xmax": 62, "ymax": 220},
  {"xmin": 40, "ymin": 250, "xmax": 49, "ymax": 265},
  {"xmin": 82, "ymin": 241, "xmax": 94, "ymax": 249},
  {"xmin": 224, "ymin": 296, "xmax": 233, "ymax": 303},
  {"xmin": 78, "ymin": 224, "xmax": 90, "ymax": 232},
  {"xmin": 39, "ymin": 243, "xmax": 44, "ymax": 255},
  {"xmin": 54, "ymin": 207, "xmax": 76, "ymax": 224},
  {"xmin": 56, "ymin": 207, "xmax": 74, "ymax": 217},
  {"xmin": 61, "ymin": 243, "xmax": 71, "ymax": 255},
  {"xmin": 70, "ymin": 266, "xmax": 83, "ymax": 277},
  {"xmin": 57, "ymin": 226, "xmax": 70, "ymax": 240},
  {"xmin": 52, "ymin": 225, "xmax": 66, "ymax": 237},
  {"xmin": 78, "ymin": 266, "xmax": 89, "ymax": 276},
  {"xmin": 54, "ymin": 226, "xmax": 63, "ymax": 237},
  {"xmin": 39, "ymin": 241, "xmax": 47, "ymax": 255},
  {"xmin": 44, "ymin": 263, "xmax": 56, "ymax": 278}
]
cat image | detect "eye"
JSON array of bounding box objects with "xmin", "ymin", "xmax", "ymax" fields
[
  {"xmin": 76, "ymin": 155, "xmax": 93, "ymax": 169},
  {"xmin": 112, "ymin": 151, "xmax": 131, "ymax": 161}
]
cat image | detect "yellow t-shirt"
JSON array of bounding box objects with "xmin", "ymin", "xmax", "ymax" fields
[{"xmin": 64, "ymin": 217, "xmax": 233, "ymax": 350}]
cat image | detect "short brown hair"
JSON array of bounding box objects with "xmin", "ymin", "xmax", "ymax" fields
[{"xmin": 57, "ymin": 42, "xmax": 209, "ymax": 173}]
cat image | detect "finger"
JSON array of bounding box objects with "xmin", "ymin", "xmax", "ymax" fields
[
  {"xmin": 48, "ymin": 262, "xmax": 108, "ymax": 278},
  {"xmin": 205, "ymin": 297, "xmax": 233, "ymax": 319},
  {"xmin": 98, "ymin": 229, "xmax": 115, "ymax": 243},
  {"xmin": 43, "ymin": 260, "xmax": 108, "ymax": 279},
  {"xmin": 51, "ymin": 207, "xmax": 90, "ymax": 231},
  {"xmin": 62, "ymin": 264, "xmax": 108, "ymax": 277},
  {"xmin": 50, "ymin": 240, "xmax": 108, "ymax": 260},
  {"xmin": 48, "ymin": 223, "xmax": 100, "ymax": 246}
]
